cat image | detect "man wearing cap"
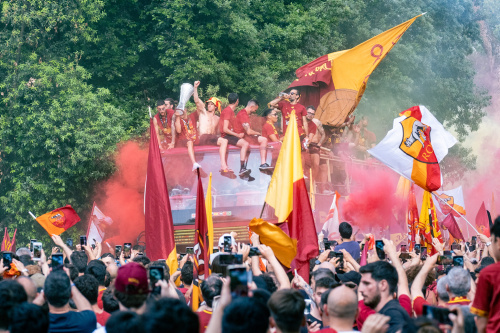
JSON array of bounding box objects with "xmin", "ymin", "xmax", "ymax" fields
[
  {"xmin": 153, "ymin": 99, "xmax": 176, "ymax": 150},
  {"xmin": 113, "ymin": 262, "xmax": 150, "ymax": 314},
  {"xmin": 219, "ymin": 93, "xmax": 252, "ymax": 179},
  {"xmin": 193, "ymin": 81, "xmax": 232, "ymax": 177}
]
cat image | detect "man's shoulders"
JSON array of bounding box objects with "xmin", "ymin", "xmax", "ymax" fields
[
  {"xmin": 312, "ymin": 118, "xmax": 323, "ymax": 127},
  {"xmin": 480, "ymin": 261, "xmax": 500, "ymax": 275}
]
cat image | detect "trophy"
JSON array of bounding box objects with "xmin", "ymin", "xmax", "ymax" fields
[{"xmin": 176, "ymin": 83, "xmax": 194, "ymax": 115}]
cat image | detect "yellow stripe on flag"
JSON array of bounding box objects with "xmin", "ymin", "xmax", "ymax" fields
[
  {"xmin": 166, "ymin": 248, "xmax": 178, "ymax": 278},
  {"xmin": 265, "ymin": 110, "xmax": 304, "ymax": 222}
]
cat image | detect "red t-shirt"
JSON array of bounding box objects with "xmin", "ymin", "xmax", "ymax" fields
[
  {"xmin": 219, "ymin": 106, "xmax": 236, "ymax": 137},
  {"xmin": 197, "ymin": 310, "xmax": 212, "ymax": 333},
  {"xmin": 97, "ymin": 288, "xmax": 106, "ymax": 309},
  {"xmin": 356, "ymin": 295, "xmax": 412, "ymax": 330},
  {"xmin": 471, "ymin": 262, "xmax": 500, "ymax": 332},
  {"xmin": 307, "ymin": 119, "xmax": 317, "ymax": 136},
  {"xmin": 277, "ymin": 100, "xmax": 306, "ymax": 135},
  {"xmin": 234, "ymin": 109, "xmax": 250, "ymax": 135},
  {"xmin": 316, "ymin": 328, "xmax": 337, "ymax": 333},
  {"xmin": 95, "ymin": 310, "xmax": 111, "ymax": 326},
  {"xmin": 412, "ymin": 296, "xmax": 429, "ymax": 317},
  {"xmin": 262, "ymin": 121, "xmax": 279, "ymax": 141}
]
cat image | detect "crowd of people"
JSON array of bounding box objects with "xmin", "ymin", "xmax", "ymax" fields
[
  {"xmin": 154, "ymin": 82, "xmax": 376, "ymax": 188},
  {"xmin": 1, "ymin": 217, "xmax": 499, "ymax": 333}
]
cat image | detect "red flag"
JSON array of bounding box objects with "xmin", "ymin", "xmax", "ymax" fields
[
  {"xmin": 1, "ymin": 228, "xmax": 16, "ymax": 252},
  {"xmin": 35, "ymin": 205, "xmax": 80, "ymax": 236},
  {"xmin": 145, "ymin": 118, "xmax": 178, "ymax": 275},
  {"xmin": 475, "ymin": 202, "xmax": 490, "ymax": 237},
  {"xmin": 442, "ymin": 214, "xmax": 465, "ymax": 241},
  {"xmin": 193, "ymin": 169, "xmax": 209, "ymax": 277}
]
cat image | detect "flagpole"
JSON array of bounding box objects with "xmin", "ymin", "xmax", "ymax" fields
[
  {"xmin": 29, "ymin": 211, "xmax": 37, "ymax": 219},
  {"xmin": 431, "ymin": 192, "xmax": 479, "ymax": 235},
  {"xmin": 148, "ymin": 106, "xmax": 152, "ymax": 119}
]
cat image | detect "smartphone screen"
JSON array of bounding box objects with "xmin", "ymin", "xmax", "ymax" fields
[
  {"xmin": 228, "ymin": 264, "xmax": 251, "ymax": 297},
  {"xmin": 471, "ymin": 236, "xmax": 477, "ymax": 245},
  {"xmin": 468, "ymin": 244, "xmax": 476, "ymax": 252},
  {"xmin": 115, "ymin": 245, "xmax": 122, "ymax": 259},
  {"xmin": 51, "ymin": 253, "xmax": 64, "ymax": 270},
  {"xmin": 2, "ymin": 252, "xmax": 12, "ymax": 268},
  {"xmin": 186, "ymin": 247, "xmax": 194, "ymax": 254},
  {"xmin": 375, "ymin": 240, "xmax": 386, "ymax": 260},
  {"xmin": 149, "ymin": 265, "xmax": 165, "ymax": 294},
  {"xmin": 66, "ymin": 238, "xmax": 73, "ymax": 248},
  {"xmin": 80, "ymin": 235, "xmax": 87, "ymax": 247},
  {"xmin": 423, "ymin": 305, "xmax": 455, "ymax": 326},
  {"xmin": 420, "ymin": 246, "xmax": 428, "ymax": 260},
  {"xmin": 335, "ymin": 252, "xmax": 344, "ymax": 270},
  {"xmin": 248, "ymin": 247, "xmax": 261, "ymax": 257},
  {"xmin": 30, "ymin": 239, "xmax": 37, "ymax": 252},
  {"xmin": 451, "ymin": 243, "xmax": 460, "ymax": 251},
  {"xmin": 414, "ymin": 244, "xmax": 421, "ymax": 255},
  {"xmin": 123, "ymin": 243, "xmax": 132, "ymax": 259},
  {"xmin": 223, "ymin": 236, "xmax": 232, "ymax": 253},
  {"xmin": 400, "ymin": 245, "xmax": 407, "ymax": 253},
  {"xmin": 33, "ymin": 242, "xmax": 42, "ymax": 261},
  {"xmin": 437, "ymin": 254, "xmax": 453, "ymax": 266},
  {"xmin": 453, "ymin": 256, "xmax": 464, "ymax": 267}
]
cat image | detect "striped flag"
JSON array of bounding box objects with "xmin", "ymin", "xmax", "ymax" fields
[
  {"xmin": 322, "ymin": 191, "xmax": 341, "ymax": 240},
  {"xmin": 419, "ymin": 191, "xmax": 443, "ymax": 255},
  {"xmin": 145, "ymin": 118, "xmax": 178, "ymax": 275},
  {"xmin": 264, "ymin": 110, "xmax": 318, "ymax": 280},
  {"xmin": 368, "ymin": 106, "xmax": 456, "ymax": 192}
]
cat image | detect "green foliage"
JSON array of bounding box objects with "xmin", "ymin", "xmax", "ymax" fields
[{"xmin": 0, "ymin": 0, "xmax": 494, "ymax": 243}]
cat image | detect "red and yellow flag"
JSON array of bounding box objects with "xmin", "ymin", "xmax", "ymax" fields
[
  {"xmin": 35, "ymin": 205, "xmax": 80, "ymax": 236},
  {"xmin": 193, "ymin": 168, "xmax": 209, "ymax": 277},
  {"xmin": 264, "ymin": 111, "xmax": 318, "ymax": 280},
  {"xmin": 145, "ymin": 118, "xmax": 178, "ymax": 275},
  {"xmin": 406, "ymin": 184, "xmax": 420, "ymax": 251},
  {"xmin": 1, "ymin": 228, "xmax": 16, "ymax": 252},
  {"xmin": 419, "ymin": 191, "xmax": 443, "ymax": 255},
  {"xmin": 290, "ymin": 15, "xmax": 422, "ymax": 126}
]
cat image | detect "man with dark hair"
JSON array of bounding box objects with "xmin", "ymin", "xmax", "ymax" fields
[
  {"xmin": 65, "ymin": 262, "xmax": 80, "ymax": 281},
  {"xmin": 9, "ymin": 303, "xmax": 49, "ymax": 333},
  {"xmin": 234, "ymin": 99, "xmax": 272, "ymax": 172},
  {"xmin": 269, "ymin": 88, "xmax": 308, "ymax": 138},
  {"xmin": 101, "ymin": 253, "xmax": 115, "ymax": 266},
  {"xmin": 219, "ymin": 93, "xmax": 253, "ymax": 178},
  {"xmin": 153, "ymin": 98, "xmax": 176, "ymax": 150},
  {"xmin": 198, "ymin": 275, "xmax": 223, "ymax": 333},
  {"xmin": 106, "ymin": 311, "xmax": 145, "ymax": 333},
  {"xmin": 359, "ymin": 261, "xmax": 409, "ymax": 333},
  {"xmin": 261, "ymin": 108, "xmax": 280, "ymax": 142},
  {"xmin": 193, "ymin": 81, "xmax": 231, "ymax": 176},
  {"xmin": 86, "ymin": 259, "xmax": 108, "ymax": 310},
  {"xmin": 308, "ymin": 277, "xmax": 339, "ymax": 329},
  {"xmin": 179, "ymin": 261, "xmax": 194, "ymax": 305},
  {"xmin": 71, "ymin": 250, "xmax": 89, "ymax": 275},
  {"xmin": 143, "ymin": 298, "xmax": 199, "ymax": 333},
  {"xmin": 132, "ymin": 254, "xmax": 151, "ymax": 267},
  {"xmin": 268, "ymin": 289, "xmax": 305, "ymax": 333},
  {"xmin": 113, "ymin": 262, "xmax": 149, "ymax": 315},
  {"xmin": 102, "ymin": 288, "xmax": 120, "ymax": 314},
  {"xmin": 334, "ymin": 222, "xmax": 360, "ymax": 260},
  {"xmin": 471, "ymin": 217, "xmax": 500, "ymax": 333},
  {"xmin": 74, "ymin": 274, "xmax": 111, "ymax": 326},
  {"xmin": 0, "ymin": 280, "xmax": 28, "ymax": 330},
  {"xmin": 320, "ymin": 285, "xmax": 358, "ymax": 333},
  {"xmin": 45, "ymin": 270, "xmax": 96, "ymax": 333},
  {"xmin": 222, "ymin": 297, "xmax": 270, "ymax": 333}
]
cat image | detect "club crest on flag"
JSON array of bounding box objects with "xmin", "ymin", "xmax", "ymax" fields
[
  {"xmin": 49, "ymin": 211, "xmax": 66, "ymax": 228},
  {"xmin": 399, "ymin": 117, "xmax": 437, "ymax": 164}
]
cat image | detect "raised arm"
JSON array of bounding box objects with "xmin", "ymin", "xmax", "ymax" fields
[
  {"xmin": 193, "ymin": 81, "xmax": 205, "ymax": 112},
  {"xmin": 410, "ymin": 252, "xmax": 438, "ymax": 300},
  {"xmin": 268, "ymin": 94, "xmax": 285, "ymax": 108},
  {"xmin": 52, "ymin": 234, "xmax": 73, "ymax": 259},
  {"xmin": 383, "ymin": 238, "xmax": 410, "ymax": 298},
  {"xmin": 258, "ymin": 244, "xmax": 291, "ymax": 289}
]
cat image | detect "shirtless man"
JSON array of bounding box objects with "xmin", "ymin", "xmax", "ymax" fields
[
  {"xmin": 268, "ymin": 88, "xmax": 308, "ymax": 138},
  {"xmin": 193, "ymin": 81, "xmax": 232, "ymax": 176},
  {"xmin": 153, "ymin": 99, "xmax": 176, "ymax": 149},
  {"xmin": 234, "ymin": 100, "xmax": 273, "ymax": 172},
  {"xmin": 220, "ymin": 93, "xmax": 252, "ymax": 179}
]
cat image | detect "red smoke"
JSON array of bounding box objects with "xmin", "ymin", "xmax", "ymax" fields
[
  {"xmin": 340, "ymin": 160, "xmax": 402, "ymax": 238},
  {"xmin": 94, "ymin": 141, "xmax": 148, "ymax": 249}
]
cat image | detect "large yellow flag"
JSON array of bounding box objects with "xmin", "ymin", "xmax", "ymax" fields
[
  {"xmin": 315, "ymin": 14, "xmax": 422, "ymax": 126},
  {"xmin": 419, "ymin": 191, "xmax": 443, "ymax": 255}
]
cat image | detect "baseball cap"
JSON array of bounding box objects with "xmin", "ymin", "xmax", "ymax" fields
[
  {"xmin": 115, "ymin": 262, "xmax": 149, "ymax": 295},
  {"xmin": 218, "ymin": 233, "xmax": 236, "ymax": 248}
]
